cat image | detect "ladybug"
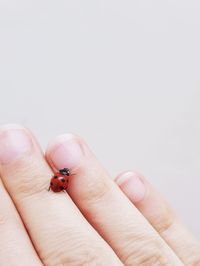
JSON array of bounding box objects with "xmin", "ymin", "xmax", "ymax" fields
[{"xmin": 48, "ymin": 168, "xmax": 71, "ymax": 192}]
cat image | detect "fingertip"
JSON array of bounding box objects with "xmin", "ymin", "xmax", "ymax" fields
[
  {"xmin": 115, "ymin": 171, "xmax": 147, "ymax": 203},
  {"xmin": 45, "ymin": 133, "xmax": 84, "ymax": 170},
  {"xmin": 0, "ymin": 124, "xmax": 33, "ymax": 165}
]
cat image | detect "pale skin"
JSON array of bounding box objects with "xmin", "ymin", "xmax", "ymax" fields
[{"xmin": 0, "ymin": 124, "xmax": 199, "ymax": 266}]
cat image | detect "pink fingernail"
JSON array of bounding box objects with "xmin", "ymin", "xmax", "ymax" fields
[
  {"xmin": 116, "ymin": 172, "xmax": 146, "ymax": 203},
  {"xmin": 47, "ymin": 134, "xmax": 83, "ymax": 170},
  {"xmin": 0, "ymin": 125, "xmax": 32, "ymax": 165}
]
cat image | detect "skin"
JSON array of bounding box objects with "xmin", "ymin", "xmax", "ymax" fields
[{"xmin": 0, "ymin": 124, "xmax": 199, "ymax": 265}]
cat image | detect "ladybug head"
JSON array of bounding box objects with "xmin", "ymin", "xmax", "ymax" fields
[{"xmin": 59, "ymin": 168, "xmax": 70, "ymax": 176}]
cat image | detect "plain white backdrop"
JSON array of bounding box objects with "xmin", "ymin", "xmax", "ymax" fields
[{"xmin": 0, "ymin": 1, "xmax": 200, "ymax": 237}]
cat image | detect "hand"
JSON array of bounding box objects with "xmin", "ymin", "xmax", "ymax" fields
[{"xmin": 0, "ymin": 124, "xmax": 199, "ymax": 266}]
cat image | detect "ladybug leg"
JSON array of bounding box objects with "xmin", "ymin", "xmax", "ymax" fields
[{"xmin": 48, "ymin": 185, "xmax": 51, "ymax": 191}]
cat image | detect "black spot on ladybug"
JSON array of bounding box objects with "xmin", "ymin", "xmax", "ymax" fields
[
  {"xmin": 54, "ymin": 176, "xmax": 58, "ymax": 179},
  {"xmin": 61, "ymin": 178, "xmax": 65, "ymax": 183},
  {"xmin": 50, "ymin": 182, "xmax": 53, "ymax": 186},
  {"xmin": 59, "ymin": 186, "xmax": 64, "ymax": 190}
]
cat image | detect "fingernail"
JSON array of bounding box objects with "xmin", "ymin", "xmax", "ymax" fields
[
  {"xmin": 0, "ymin": 125, "xmax": 32, "ymax": 165},
  {"xmin": 47, "ymin": 134, "xmax": 83, "ymax": 170},
  {"xmin": 116, "ymin": 172, "xmax": 146, "ymax": 203}
]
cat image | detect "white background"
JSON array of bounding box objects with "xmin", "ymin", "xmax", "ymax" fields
[{"xmin": 0, "ymin": 1, "xmax": 200, "ymax": 237}]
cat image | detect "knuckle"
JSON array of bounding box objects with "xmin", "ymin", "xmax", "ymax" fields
[
  {"xmin": 152, "ymin": 205, "xmax": 175, "ymax": 235},
  {"xmin": 80, "ymin": 172, "xmax": 113, "ymax": 204},
  {"xmin": 16, "ymin": 176, "xmax": 46, "ymax": 198},
  {"xmin": 123, "ymin": 239, "xmax": 169, "ymax": 266},
  {"xmin": 9, "ymin": 160, "xmax": 49, "ymax": 199},
  {"xmin": 43, "ymin": 242, "xmax": 107, "ymax": 266},
  {"xmin": 86, "ymin": 179, "xmax": 112, "ymax": 203},
  {"xmin": 140, "ymin": 255, "xmax": 167, "ymax": 266},
  {"xmin": 124, "ymin": 252, "xmax": 167, "ymax": 266}
]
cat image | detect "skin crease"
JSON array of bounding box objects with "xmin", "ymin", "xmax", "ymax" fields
[{"xmin": 0, "ymin": 124, "xmax": 197, "ymax": 265}]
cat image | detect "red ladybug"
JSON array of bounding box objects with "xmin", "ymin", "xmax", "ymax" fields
[{"xmin": 48, "ymin": 168, "xmax": 71, "ymax": 192}]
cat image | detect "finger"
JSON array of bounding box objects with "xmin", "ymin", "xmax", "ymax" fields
[
  {"xmin": 0, "ymin": 179, "xmax": 42, "ymax": 266},
  {"xmin": 115, "ymin": 171, "xmax": 200, "ymax": 266},
  {"xmin": 46, "ymin": 133, "xmax": 183, "ymax": 266},
  {"xmin": 0, "ymin": 125, "xmax": 122, "ymax": 266}
]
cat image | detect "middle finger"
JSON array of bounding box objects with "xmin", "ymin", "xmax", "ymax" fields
[{"xmin": 46, "ymin": 133, "xmax": 183, "ymax": 266}]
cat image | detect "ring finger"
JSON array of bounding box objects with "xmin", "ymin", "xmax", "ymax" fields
[{"xmin": 115, "ymin": 171, "xmax": 200, "ymax": 265}]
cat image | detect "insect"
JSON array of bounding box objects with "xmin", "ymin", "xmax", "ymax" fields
[{"xmin": 48, "ymin": 168, "xmax": 71, "ymax": 192}]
